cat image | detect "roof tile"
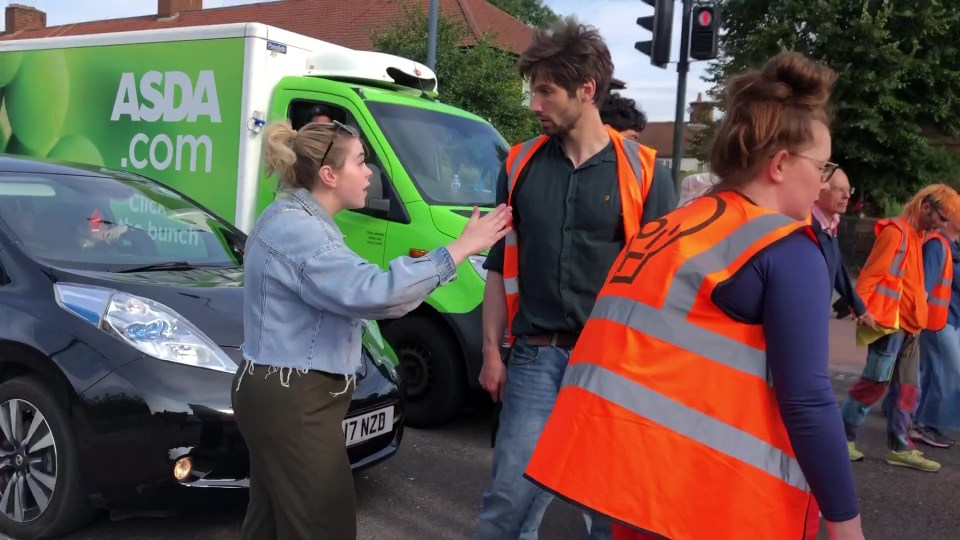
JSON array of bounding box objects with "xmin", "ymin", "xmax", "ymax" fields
[{"xmin": 0, "ymin": 0, "xmax": 534, "ymax": 54}]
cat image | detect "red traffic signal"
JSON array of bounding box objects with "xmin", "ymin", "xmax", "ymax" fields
[{"xmin": 690, "ymin": 5, "xmax": 720, "ymax": 61}]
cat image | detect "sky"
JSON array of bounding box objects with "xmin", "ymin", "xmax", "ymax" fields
[{"xmin": 2, "ymin": 0, "xmax": 713, "ymax": 122}]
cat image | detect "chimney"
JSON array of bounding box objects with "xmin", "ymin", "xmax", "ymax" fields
[
  {"xmin": 5, "ymin": 4, "xmax": 46, "ymax": 34},
  {"xmin": 689, "ymin": 92, "xmax": 715, "ymax": 125},
  {"xmin": 158, "ymin": 0, "xmax": 203, "ymax": 18}
]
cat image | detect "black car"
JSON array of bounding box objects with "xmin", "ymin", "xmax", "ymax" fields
[{"xmin": 0, "ymin": 155, "xmax": 405, "ymax": 539}]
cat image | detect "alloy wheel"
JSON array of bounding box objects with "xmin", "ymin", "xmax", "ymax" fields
[{"xmin": 0, "ymin": 398, "xmax": 57, "ymax": 523}]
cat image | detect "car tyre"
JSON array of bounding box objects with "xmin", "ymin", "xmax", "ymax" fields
[
  {"xmin": 383, "ymin": 316, "xmax": 464, "ymax": 428},
  {"xmin": 0, "ymin": 376, "xmax": 94, "ymax": 540}
]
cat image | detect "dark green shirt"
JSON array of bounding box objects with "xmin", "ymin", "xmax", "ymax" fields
[{"xmin": 484, "ymin": 137, "xmax": 677, "ymax": 336}]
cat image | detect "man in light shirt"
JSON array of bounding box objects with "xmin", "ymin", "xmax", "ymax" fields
[{"xmin": 812, "ymin": 168, "xmax": 875, "ymax": 328}]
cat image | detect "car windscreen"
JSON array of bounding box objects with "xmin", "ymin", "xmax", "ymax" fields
[
  {"xmin": 0, "ymin": 170, "xmax": 243, "ymax": 272},
  {"xmin": 366, "ymin": 101, "xmax": 509, "ymax": 207}
]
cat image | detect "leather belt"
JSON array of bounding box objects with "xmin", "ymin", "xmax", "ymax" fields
[{"xmin": 524, "ymin": 332, "xmax": 580, "ymax": 348}]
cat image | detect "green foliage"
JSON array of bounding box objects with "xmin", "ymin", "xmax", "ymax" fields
[
  {"xmin": 487, "ymin": 0, "xmax": 560, "ymax": 28},
  {"xmin": 372, "ymin": 3, "xmax": 540, "ymax": 145},
  {"xmin": 703, "ymin": 0, "xmax": 960, "ymax": 216}
]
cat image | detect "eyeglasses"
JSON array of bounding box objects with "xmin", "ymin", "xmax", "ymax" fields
[
  {"xmin": 318, "ymin": 120, "xmax": 358, "ymax": 167},
  {"xmin": 792, "ymin": 153, "xmax": 839, "ymax": 183},
  {"xmin": 830, "ymin": 186, "xmax": 855, "ymax": 196}
]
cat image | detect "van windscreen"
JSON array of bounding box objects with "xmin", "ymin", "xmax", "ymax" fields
[{"xmin": 366, "ymin": 102, "xmax": 508, "ymax": 207}]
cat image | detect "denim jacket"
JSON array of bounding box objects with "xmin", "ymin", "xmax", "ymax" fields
[{"xmin": 241, "ymin": 188, "xmax": 457, "ymax": 375}]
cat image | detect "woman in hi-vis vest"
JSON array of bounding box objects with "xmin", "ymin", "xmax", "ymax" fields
[
  {"xmin": 912, "ymin": 216, "xmax": 960, "ymax": 447},
  {"xmin": 524, "ymin": 52, "xmax": 864, "ymax": 540}
]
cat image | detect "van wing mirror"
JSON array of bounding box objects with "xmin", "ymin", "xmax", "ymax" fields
[{"xmin": 365, "ymin": 164, "xmax": 390, "ymax": 213}]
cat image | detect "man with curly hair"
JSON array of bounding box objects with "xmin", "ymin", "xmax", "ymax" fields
[{"xmin": 599, "ymin": 92, "xmax": 647, "ymax": 141}]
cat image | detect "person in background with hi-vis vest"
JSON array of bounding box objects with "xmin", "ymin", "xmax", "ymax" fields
[
  {"xmin": 840, "ymin": 184, "xmax": 960, "ymax": 472},
  {"xmin": 476, "ymin": 19, "xmax": 677, "ymax": 540},
  {"xmin": 524, "ymin": 51, "xmax": 865, "ymax": 540},
  {"xmin": 909, "ymin": 200, "xmax": 960, "ymax": 448}
]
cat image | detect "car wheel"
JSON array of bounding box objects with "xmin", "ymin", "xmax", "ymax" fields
[
  {"xmin": 382, "ymin": 316, "xmax": 464, "ymax": 428},
  {"xmin": 0, "ymin": 376, "xmax": 94, "ymax": 540}
]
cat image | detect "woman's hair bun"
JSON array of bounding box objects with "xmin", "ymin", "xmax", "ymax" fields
[
  {"xmin": 706, "ymin": 51, "xmax": 838, "ymax": 186},
  {"xmin": 726, "ymin": 51, "xmax": 836, "ymax": 110}
]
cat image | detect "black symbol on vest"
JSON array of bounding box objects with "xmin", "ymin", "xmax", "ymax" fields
[{"xmin": 609, "ymin": 195, "xmax": 726, "ymax": 285}]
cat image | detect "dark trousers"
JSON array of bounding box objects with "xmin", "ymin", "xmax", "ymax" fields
[{"xmin": 231, "ymin": 362, "xmax": 356, "ymax": 540}]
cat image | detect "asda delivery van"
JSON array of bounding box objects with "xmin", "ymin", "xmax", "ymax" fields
[{"xmin": 0, "ymin": 22, "xmax": 507, "ymax": 427}]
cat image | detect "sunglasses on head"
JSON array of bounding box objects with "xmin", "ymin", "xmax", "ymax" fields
[{"xmin": 318, "ymin": 120, "xmax": 359, "ymax": 167}]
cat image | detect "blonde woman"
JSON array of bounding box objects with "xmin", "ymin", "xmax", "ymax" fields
[{"xmin": 232, "ymin": 120, "xmax": 511, "ymax": 539}]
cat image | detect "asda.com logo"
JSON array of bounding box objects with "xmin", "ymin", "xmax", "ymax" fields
[{"xmin": 110, "ymin": 70, "xmax": 220, "ymax": 174}]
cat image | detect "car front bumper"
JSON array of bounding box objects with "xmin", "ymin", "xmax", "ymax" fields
[{"xmin": 76, "ymin": 349, "xmax": 403, "ymax": 508}]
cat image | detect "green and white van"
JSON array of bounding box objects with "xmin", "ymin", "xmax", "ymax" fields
[{"xmin": 0, "ymin": 22, "xmax": 507, "ymax": 427}]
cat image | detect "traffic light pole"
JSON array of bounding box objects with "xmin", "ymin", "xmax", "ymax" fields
[
  {"xmin": 670, "ymin": 0, "xmax": 694, "ymax": 195},
  {"xmin": 427, "ymin": 0, "xmax": 439, "ymax": 70}
]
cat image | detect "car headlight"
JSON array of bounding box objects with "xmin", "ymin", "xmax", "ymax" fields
[
  {"xmin": 54, "ymin": 283, "xmax": 238, "ymax": 373},
  {"xmin": 468, "ymin": 255, "xmax": 487, "ymax": 281}
]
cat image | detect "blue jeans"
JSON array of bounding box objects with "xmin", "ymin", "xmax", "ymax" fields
[{"xmin": 477, "ymin": 337, "xmax": 612, "ymax": 540}]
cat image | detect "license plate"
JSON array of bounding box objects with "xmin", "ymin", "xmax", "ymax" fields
[{"xmin": 342, "ymin": 406, "xmax": 394, "ymax": 447}]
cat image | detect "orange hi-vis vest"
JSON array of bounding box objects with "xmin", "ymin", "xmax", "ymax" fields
[
  {"xmin": 855, "ymin": 217, "xmax": 913, "ymax": 330},
  {"xmin": 525, "ymin": 191, "xmax": 817, "ymax": 540},
  {"xmin": 500, "ymin": 126, "xmax": 656, "ymax": 345},
  {"xmin": 924, "ymin": 232, "xmax": 954, "ymax": 331}
]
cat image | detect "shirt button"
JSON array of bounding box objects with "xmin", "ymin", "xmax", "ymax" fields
[{"xmin": 564, "ymin": 226, "xmax": 570, "ymax": 231}]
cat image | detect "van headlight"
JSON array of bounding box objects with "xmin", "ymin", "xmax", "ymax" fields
[
  {"xmin": 468, "ymin": 255, "xmax": 487, "ymax": 281},
  {"xmin": 54, "ymin": 283, "xmax": 238, "ymax": 373}
]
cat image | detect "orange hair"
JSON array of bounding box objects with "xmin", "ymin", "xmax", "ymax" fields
[{"xmin": 902, "ymin": 184, "xmax": 960, "ymax": 229}]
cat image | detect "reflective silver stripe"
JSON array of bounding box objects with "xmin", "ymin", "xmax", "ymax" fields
[
  {"xmin": 505, "ymin": 231, "xmax": 517, "ymax": 247},
  {"xmin": 620, "ymin": 138, "xmax": 647, "ymax": 196},
  {"xmin": 931, "ymin": 297, "xmax": 950, "ymax": 307},
  {"xmin": 592, "ymin": 295, "xmax": 767, "ymax": 379},
  {"xmin": 942, "ymin": 277, "xmax": 952, "ymax": 287},
  {"xmin": 503, "ymin": 277, "xmax": 519, "ymax": 295},
  {"xmin": 592, "ymin": 212, "xmax": 797, "ymax": 380},
  {"xmin": 888, "ymin": 219, "xmax": 907, "ymax": 277},
  {"xmin": 875, "ymin": 285, "xmax": 901, "ymax": 300},
  {"xmin": 507, "ymin": 137, "xmax": 543, "ymax": 193},
  {"xmin": 563, "ymin": 362, "xmax": 810, "ymax": 492},
  {"xmin": 665, "ymin": 213, "xmax": 796, "ymax": 314}
]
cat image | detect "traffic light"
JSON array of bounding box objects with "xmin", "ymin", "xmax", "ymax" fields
[
  {"xmin": 635, "ymin": 0, "xmax": 673, "ymax": 69},
  {"xmin": 689, "ymin": 5, "xmax": 720, "ymax": 60}
]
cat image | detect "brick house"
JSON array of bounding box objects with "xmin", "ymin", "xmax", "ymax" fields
[
  {"xmin": 0, "ymin": 0, "xmax": 534, "ymax": 55},
  {"xmin": 627, "ymin": 92, "xmax": 714, "ymax": 173}
]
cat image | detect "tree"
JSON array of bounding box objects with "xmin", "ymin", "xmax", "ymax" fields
[
  {"xmin": 372, "ymin": 3, "xmax": 540, "ymax": 145},
  {"xmin": 696, "ymin": 0, "xmax": 960, "ymax": 216},
  {"xmin": 488, "ymin": 0, "xmax": 560, "ymax": 28}
]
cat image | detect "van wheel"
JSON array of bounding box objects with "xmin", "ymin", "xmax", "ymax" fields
[
  {"xmin": 383, "ymin": 316, "xmax": 464, "ymax": 428},
  {"xmin": 0, "ymin": 376, "xmax": 94, "ymax": 540}
]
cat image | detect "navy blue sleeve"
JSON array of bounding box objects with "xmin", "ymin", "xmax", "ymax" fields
[
  {"xmin": 836, "ymin": 259, "xmax": 867, "ymax": 317},
  {"xmin": 923, "ymin": 239, "xmax": 945, "ymax": 296},
  {"xmin": 713, "ymin": 231, "xmax": 860, "ymax": 522}
]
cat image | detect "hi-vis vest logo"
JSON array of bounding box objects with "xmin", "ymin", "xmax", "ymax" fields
[
  {"xmin": 110, "ymin": 70, "xmax": 220, "ymax": 174},
  {"xmin": 609, "ymin": 195, "xmax": 725, "ymax": 286}
]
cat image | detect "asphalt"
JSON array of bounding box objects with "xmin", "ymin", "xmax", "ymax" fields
[{"xmin": 56, "ymin": 319, "xmax": 960, "ymax": 540}]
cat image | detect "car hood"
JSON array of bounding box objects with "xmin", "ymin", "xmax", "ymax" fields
[{"xmin": 51, "ymin": 267, "xmax": 245, "ymax": 348}]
